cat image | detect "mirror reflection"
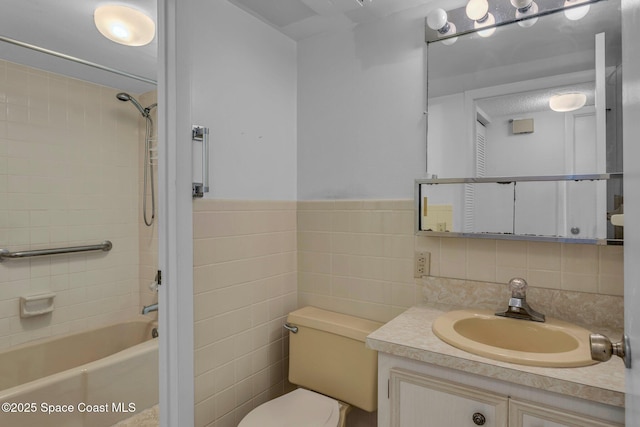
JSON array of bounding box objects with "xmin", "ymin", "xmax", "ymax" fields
[{"xmin": 422, "ymin": 0, "xmax": 622, "ymax": 243}]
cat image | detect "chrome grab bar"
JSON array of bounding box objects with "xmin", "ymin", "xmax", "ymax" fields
[{"xmin": 0, "ymin": 240, "xmax": 113, "ymax": 261}]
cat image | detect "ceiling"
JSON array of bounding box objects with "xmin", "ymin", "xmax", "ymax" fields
[
  {"xmin": 0, "ymin": 0, "xmax": 158, "ymax": 94},
  {"xmin": 0, "ymin": 0, "xmax": 618, "ymax": 97},
  {"xmin": 227, "ymin": 0, "xmax": 445, "ymax": 40},
  {"xmin": 0, "ymin": 0, "xmax": 442, "ymax": 94}
]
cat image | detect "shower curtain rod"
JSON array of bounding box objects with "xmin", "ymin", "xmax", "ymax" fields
[{"xmin": 0, "ymin": 34, "xmax": 157, "ymax": 86}]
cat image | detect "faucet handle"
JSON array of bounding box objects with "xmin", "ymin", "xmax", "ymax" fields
[{"xmin": 508, "ymin": 277, "xmax": 528, "ymax": 298}]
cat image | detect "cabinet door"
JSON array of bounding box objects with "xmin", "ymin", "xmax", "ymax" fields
[
  {"xmin": 509, "ymin": 399, "xmax": 623, "ymax": 427},
  {"xmin": 389, "ymin": 369, "xmax": 508, "ymax": 427}
]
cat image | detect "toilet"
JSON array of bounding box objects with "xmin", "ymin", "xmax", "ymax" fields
[{"xmin": 238, "ymin": 306, "xmax": 382, "ymax": 427}]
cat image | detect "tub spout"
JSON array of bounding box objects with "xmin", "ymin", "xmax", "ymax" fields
[{"xmin": 142, "ymin": 303, "xmax": 158, "ymax": 315}]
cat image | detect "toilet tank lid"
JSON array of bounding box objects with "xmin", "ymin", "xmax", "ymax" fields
[{"xmin": 287, "ymin": 306, "xmax": 383, "ymax": 343}]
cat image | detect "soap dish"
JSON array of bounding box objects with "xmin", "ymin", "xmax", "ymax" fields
[{"xmin": 20, "ymin": 292, "xmax": 56, "ymax": 318}]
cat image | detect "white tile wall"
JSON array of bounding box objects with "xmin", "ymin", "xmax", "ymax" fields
[{"xmin": 0, "ymin": 59, "xmax": 149, "ymax": 349}]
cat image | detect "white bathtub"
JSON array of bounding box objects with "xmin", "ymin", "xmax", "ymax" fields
[{"xmin": 0, "ymin": 317, "xmax": 158, "ymax": 427}]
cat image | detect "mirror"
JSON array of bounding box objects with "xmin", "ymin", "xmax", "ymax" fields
[{"xmin": 422, "ymin": 0, "xmax": 623, "ymax": 243}]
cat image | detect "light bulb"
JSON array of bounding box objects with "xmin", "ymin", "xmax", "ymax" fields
[
  {"xmin": 474, "ymin": 12, "xmax": 496, "ymax": 37},
  {"xmin": 515, "ymin": 1, "xmax": 538, "ymax": 27},
  {"xmin": 427, "ymin": 8, "xmax": 458, "ymax": 45},
  {"xmin": 564, "ymin": 0, "xmax": 591, "ymax": 20},
  {"xmin": 466, "ymin": 0, "xmax": 490, "ymax": 21},
  {"xmin": 427, "ymin": 9, "xmax": 448, "ymax": 30}
]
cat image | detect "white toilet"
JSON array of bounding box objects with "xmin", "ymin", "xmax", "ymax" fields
[{"xmin": 238, "ymin": 306, "xmax": 382, "ymax": 427}]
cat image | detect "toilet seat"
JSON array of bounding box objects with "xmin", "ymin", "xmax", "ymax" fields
[{"xmin": 238, "ymin": 388, "xmax": 341, "ymax": 427}]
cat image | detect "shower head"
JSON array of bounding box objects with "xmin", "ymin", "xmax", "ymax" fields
[{"xmin": 116, "ymin": 92, "xmax": 149, "ymax": 117}]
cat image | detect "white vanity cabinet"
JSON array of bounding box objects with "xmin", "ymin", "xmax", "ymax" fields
[
  {"xmin": 509, "ymin": 400, "xmax": 622, "ymax": 427},
  {"xmin": 379, "ymin": 353, "xmax": 624, "ymax": 427},
  {"xmin": 390, "ymin": 369, "xmax": 508, "ymax": 426}
]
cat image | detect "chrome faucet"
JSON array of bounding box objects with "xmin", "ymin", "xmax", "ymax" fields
[
  {"xmin": 142, "ymin": 303, "xmax": 158, "ymax": 315},
  {"xmin": 495, "ymin": 278, "xmax": 545, "ymax": 322}
]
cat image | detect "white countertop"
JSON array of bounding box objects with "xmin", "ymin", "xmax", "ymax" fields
[{"xmin": 366, "ymin": 305, "xmax": 625, "ymax": 407}]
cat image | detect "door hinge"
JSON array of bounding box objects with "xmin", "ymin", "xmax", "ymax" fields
[
  {"xmin": 156, "ymin": 270, "xmax": 162, "ymax": 286},
  {"xmin": 387, "ymin": 379, "xmax": 390, "ymax": 399}
]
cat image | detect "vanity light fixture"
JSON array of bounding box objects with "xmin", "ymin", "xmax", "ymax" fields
[
  {"xmin": 564, "ymin": 0, "xmax": 591, "ymax": 20},
  {"xmin": 425, "ymin": 0, "xmax": 603, "ymax": 44},
  {"xmin": 426, "ymin": 9, "xmax": 458, "ymax": 45},
  {"xmin": 549, "ymin": 93, "xmax": 587, "ymax": 112},
  {"xmin": 94, "ymin": 4, "xmax": 155, "ymax": 46},
  {"xmin": 511, "ymin": 0, "xmax": 539, "ymax": 27}
]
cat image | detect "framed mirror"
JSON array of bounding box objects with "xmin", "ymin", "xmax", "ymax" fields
[{"xmin": 421, "ymin": 0, "xmax": 623, "ymax": 244}]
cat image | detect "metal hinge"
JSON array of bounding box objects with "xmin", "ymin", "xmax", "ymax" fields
[
  {"xmin": 387, "ymin": 379, "xmax": 390, "ymax": 399},
  {"xmin": 156, "ymin": 270, "xmax": 162, "ymax": 286}
]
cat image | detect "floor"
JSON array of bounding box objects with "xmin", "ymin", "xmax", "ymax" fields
[{"xmin": 111, "ymin": 405, "xmax": 159, "ymax": 427}]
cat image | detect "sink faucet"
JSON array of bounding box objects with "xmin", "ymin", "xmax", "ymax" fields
[
  {"xmin": 142, "ymin": 303, "xmax": 158, "ymax": 315},
  {"xmin": 495, "ymin": 278, "xmax": 545, "ymax": 322}
]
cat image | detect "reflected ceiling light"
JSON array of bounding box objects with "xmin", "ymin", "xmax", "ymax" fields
[
  {"xmin": 549, "ymin": 93, "xmax": 587, "ymax": 112},
  {"xmin": 466, "ymin": 0, "xmax": 496, "ymax": 37},
  {"xmin": 511, "ymin": 0, "xmax": 539, "ymax": 27},
  {"xmin": 354, "ymin": 0, "xmax": 372, "ymax": 5},
  {"xmin": 426, "ymin": 9, "xmax": 458, "ymax": 45},
  {"xmin": 563, "ymin": 0, "xmax": 591, "ymax": 20},
  {"xmin": 94, "ymin": 5, "xmax": 155, "ymax": 46}
]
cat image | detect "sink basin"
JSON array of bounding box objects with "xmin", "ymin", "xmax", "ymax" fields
[{"xmin": 432, "ymin": 309, "xmax": 597, "ymax": 367}]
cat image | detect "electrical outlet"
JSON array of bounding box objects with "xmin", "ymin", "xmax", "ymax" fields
[{"xmin": 414, "ymin": 251, "xmax": 430, "ymax": 278}]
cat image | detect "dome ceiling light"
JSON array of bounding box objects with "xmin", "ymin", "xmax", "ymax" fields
[
  {"xmin": 94, "ymin": 4, "xmax": 155, "ymax": 47},
  {"xmin": 549, "ymin": 93, "xmax": 587, "ymax": 112}
]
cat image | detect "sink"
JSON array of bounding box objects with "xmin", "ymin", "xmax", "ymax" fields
[{"xmin": 432, "ymin": 309, "xmax": 597, "ymax": 367}]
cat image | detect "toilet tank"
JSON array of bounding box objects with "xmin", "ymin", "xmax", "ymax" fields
[{"xmin": 286, "ymin": 306, "xmax": 383, "ymax": 412}]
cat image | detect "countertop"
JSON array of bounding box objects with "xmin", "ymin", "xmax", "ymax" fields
[{"xmin": 366, "ymin": 305, "xmax": 625, "ymax": 407}]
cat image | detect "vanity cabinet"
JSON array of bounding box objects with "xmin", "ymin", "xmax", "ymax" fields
[
  {"xmin": 390, "ymin": 369, "xmax": 508, "ymax": 426},
  {"xmin": 509, "ymin": 400, "xmax": 622, "ymax": 427},
  {"xmin": 379, "ymin": 354, "xmax": 624, "ymax": 427}
]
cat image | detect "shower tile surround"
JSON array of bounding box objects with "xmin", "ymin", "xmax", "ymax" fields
[{"xmin": 0, "ymin": 59, "xmax": 156, "ymax": 349}]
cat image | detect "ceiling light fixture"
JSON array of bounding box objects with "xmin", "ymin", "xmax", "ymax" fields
[
  {"xmin": 549, "ymin": 93, "xmax": 587, "ymax": 112},
  {"xmin": 94, "ymin": 4, "xmax": 155, "ymax": 46}
]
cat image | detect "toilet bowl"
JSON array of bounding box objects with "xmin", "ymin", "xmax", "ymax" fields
[
  {"xmin": 238, "ymin": 306, "xmax": 382, "ymax": 427},
  {"xmin": 238, "ymin": 388, "xmax": 348, "ymax": 427}
]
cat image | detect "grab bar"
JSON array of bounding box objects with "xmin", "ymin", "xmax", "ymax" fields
[{"xmin": 0, "ymin": 240, "xmax": 113, "ymax": 261}]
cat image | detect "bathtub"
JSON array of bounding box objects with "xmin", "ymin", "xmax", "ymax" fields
[{"xmin": 0, "ymin": 317, "xmax": 158, "ymax": 427}]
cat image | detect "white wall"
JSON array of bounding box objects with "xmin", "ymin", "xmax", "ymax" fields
[
  {"xmin": 297, "ymin": 7, "xmax": 430, "ymax": 200},
  {"xmin": 191, "ymin": 1, "xmax": 297, "ymax": 201}
]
